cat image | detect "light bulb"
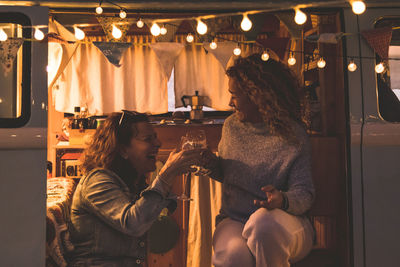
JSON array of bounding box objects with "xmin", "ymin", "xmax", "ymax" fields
[
  {"xmin": 0, "ymin": 28, "xmax": 8, "ymax": 41},
  {"xmin": 317, "ymin": 58, "xmax": 326, "ymax": 68},
  {"xmin": 95, "ymin": 6, "xmax": 103, "ymax": 14},
  {"xmin": 186, "ymin": 33, "xmax": 194, "ymax": 43},
  {"xmin": 197, "ymin": 20, "xmax": 207, "ymax": 35},
  {"xmin": 34, "ymin": 28, "xmax": 44, "ymax": 41},
  {"xmin": 74, "ymin": 27, "xmax": 85, "ymax": 40},
  {"xmin": 241, "ymin": 14, "xmax": 252, "ymax": 31},
  {"xmin": 112, "ymin": 25, "xmax": 122, "ymax": 39},
  {"xmin": 294, "ymin": 9, "xmax": 307, "ymax": 25},
  {"xmin": 233, "ymin": 46, "xmax": 241, "ymax": 56},
  {"xmin": 375, "ymin": 62, "xmax": 385, "ymax": 73},
  {"xmin": 261, "ymin": 51, "xmax": 269, "ymax": 61},
  {"xmin": 352, "ymin": 1, "xmax": 366, "ymax": 15},
  {"xmin": 137, "ymin": 19, "xmax": 144, "ymax": 28},
  {"xmin": 46, "ymin": 65, "xmax": 50, "ymax": 72},
  {"xmin": 150, "ymin": 23, "xmax": 161, "ymax": 36},
  {"xmin": 288, "ymin": 56, "xmax": 296, "ymax": 66},
  {"xmin": 348, "ymin": 61, "xmax": 357, "ymax": 72},
  {"xmin": 119, "ymin": 10, "xmax": 127, "ymax": 19},
  {"xmin": 210, "ymin": 41, "xmax": 217, "ymax": 49},
  {"xmin": 160, "ymin": 25, "xmax": 167, "ymax": 35}
]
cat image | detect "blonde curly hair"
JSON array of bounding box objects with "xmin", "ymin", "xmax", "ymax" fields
[{"xmin": 226, "ymin": 53, "xmax": 309, "ymax": 143}]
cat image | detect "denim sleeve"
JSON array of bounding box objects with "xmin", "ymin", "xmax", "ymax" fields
[{"xmin": 81, "ymin": 171, "xmax": 173, "ymax": 237}]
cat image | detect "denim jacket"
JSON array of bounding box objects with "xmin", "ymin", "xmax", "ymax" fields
[{"xmin": 69, "ymin": 168, "xmax": 175, "ymax": 267}]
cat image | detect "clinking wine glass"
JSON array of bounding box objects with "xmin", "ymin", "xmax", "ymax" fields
[{"xmin": 176, "ymin": 130, "xmax": 207, "ymax": 201}]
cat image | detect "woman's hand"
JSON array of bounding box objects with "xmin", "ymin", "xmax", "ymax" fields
[
  {"xmin": 158, "ymin": 148, "xmax": 206, "ymax": 185},
  {"xmin": 254, "ymin": 185, "xmax": 284, "ymax": 210}
]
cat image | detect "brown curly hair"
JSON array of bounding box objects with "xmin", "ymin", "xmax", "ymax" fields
[
  {"xmin": 80, "ymin": 111, "xmax": 149, "ymax": 175},
  {"xmin": 226, "ymin": 53, "xmax": 309, "ymax": 143}
]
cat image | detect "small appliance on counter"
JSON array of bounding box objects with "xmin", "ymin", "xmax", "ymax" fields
[{"xmin": 181, "ymin": 91, "xmax": 206, "ymax": 121}]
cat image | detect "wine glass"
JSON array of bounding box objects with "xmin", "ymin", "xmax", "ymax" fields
[{"xmin": 176, "ymin": 130, "xmax": 207, "ymax": 201}]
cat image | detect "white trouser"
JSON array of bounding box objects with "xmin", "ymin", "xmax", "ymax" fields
[{"xmin": 212, "ymin": 208, "xmax": 314, "ymax": 267}]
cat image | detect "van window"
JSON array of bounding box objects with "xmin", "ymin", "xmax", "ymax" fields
[
  {"xmin": 375, "ymin": 18, "xmax": 400, "ymax": 122},
  {"xmin": 0, "ymin": 13, "xmax": 31, "ymax": 128}
]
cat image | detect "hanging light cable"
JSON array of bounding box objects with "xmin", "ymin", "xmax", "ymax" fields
[{"xmin": 241, "ymin": 14, "xmax": 252, "ymax": 31}]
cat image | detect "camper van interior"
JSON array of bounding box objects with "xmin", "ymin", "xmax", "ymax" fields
[{"xmin": 0, "ymin": 1, "xmax": 399, "ymax": 267}]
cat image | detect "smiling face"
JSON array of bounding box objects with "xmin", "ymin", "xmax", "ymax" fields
[
  {"xmin": 228, "ymin": 78, "xmax": 263, "ymax": 123},
  {"xmin": 121, "ymin": 122, "xmax": 162, "ymax": 176}
]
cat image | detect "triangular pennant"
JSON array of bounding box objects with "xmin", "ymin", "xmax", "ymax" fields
[
  {"xmin": 203, "ymin": 41, "xmax": 237, "ymax": 70},
  {"xmin": 274, "ymin": 12, "xmax": 303, "ymax": 39},
  {"xmin": 93, "ymin": 42, "xmax": 132, "ymax": 67},
  {"xmin": 305, "ymin": 33, "xmax": 344, "ymax": 44},
  {"xmin": 155, "ymin": 22, "xmax": 180, "ymax": 42},
  {"xmin": 256, "ymin": 37, "xmax": 290, "ymax": 60},
  {"xmin": 0, "ymin": 38, "xmax": 23, "ymax": 76},
  {"xmin": 96, "ymin": 17, "xmax": 135, "ymax": 42},
  {"xmin": 361, "ymin": 26, "xmax": 392, "ymax": 59},
  {"xmin": 149, "ymin": 42, "xmax": 184, "ymax": 78}
]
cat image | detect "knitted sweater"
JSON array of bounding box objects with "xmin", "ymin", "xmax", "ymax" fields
[{"xmin": 217, "ymin": 113, "xmax": 315, "ymax": 224}]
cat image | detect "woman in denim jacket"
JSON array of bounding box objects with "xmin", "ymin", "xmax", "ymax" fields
[{"xmin": 69, "ymin": 111, "xmax": 203, "ymax": 266}]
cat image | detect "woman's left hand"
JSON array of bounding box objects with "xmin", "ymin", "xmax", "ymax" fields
[{"xmin": 254, "ymin": 185, "xmax": 283, "ymax": 210}]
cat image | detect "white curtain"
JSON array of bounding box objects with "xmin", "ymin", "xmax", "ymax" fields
[{"xmin": 53, "ymin": 36, "xmax": 168, "ymax": 115}]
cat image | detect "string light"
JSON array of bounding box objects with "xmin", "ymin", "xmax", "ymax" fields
[
  {"xmin": 233, "ymin": 44, "xmax": 241, "ymax": 56},
  {"xmin": 0, "ymin": 28, "xmax": 8, "ymax": 41},
  {"xmin": 210, "ymin": 40, "xmax": 217, "ymax": 49},
  {"xmin": 34, "ymin": 28, "xmax": 44, "ymax": 41},
  {"xmin": 136, "ymin": 19, "xmax": 144, "ymax": 28},
  {"xmin": 95, "ymin": 6, "xmax": 103, "ymax": 15},
  {"xmin": 317, "ymin": 57, "xmax": 326, "ymax": 68},
  {"xmin": 351, "ymin": 1, "xmax": 366, "ymax": 15},
  {"xmin": 261, "ymin": 50, "xmax": 269, "ymax": 61},
  {"xmin": 160, "ymin": 25, "xmax": 167, "ymax": 35},
  {"xmin": 294, "ymin": 9, "xmax": 307, "ymax": 25},
  {"xmin": 375, "ymin": 62, "xmax": 385, "ymax": 73},
  {"xmin": 348, "ymin": 60, "xmax": 357, "ymax": 72},
  {"xmin": 119, "ymin": 10, "xmax": 127, "ymax": 19},
  {"xmin": 150, "ymin": 23, "xmax": 161, "ymax": 36},
  {"xmin": 186, "ymin": 33, "xmax": 194, "ymax": 43},
  {"xmin": 111, "ymin": 25, "xmax": 122, "ymax": 39},
  {"xmin": 241, "ymin": 14, "xmax": 252, "ymax": 31},
  {"xmin": 288, "ymin": 54, "xmax": 296, "ymax": 65},
  {"xmin": 74, "ymin": 27, "xmax": 85, "ymax": 40},
  {"xmin": 197, "ymin": 19, "xmax": 207, "ymax": 35}
]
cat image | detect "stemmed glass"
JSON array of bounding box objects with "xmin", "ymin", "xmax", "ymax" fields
[{"xmin": 176, "ymin": 130, "xmax": 207, "ymax": 201}]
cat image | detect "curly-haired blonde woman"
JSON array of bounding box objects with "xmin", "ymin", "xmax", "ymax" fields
[
  {"xmin": 204, "ymin": 54, "xmax": 315, "ymax": 267},
  {"xmin": 68, "ymin": 111, "xmax": 204, "ymax": 267}
]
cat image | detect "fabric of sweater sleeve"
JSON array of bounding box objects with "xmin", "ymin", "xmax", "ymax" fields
[{"xmin": 81, "ymin": 169, "xmax": 172, "ymax": 237}]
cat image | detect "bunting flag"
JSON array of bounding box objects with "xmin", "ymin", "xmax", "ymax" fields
[
  {"xmin": 96, "ymin": 16, "xmax": 135, "ymax": 42},
  {"xmin": 361, "ymin": 26, "xmax": 393, "ymax": 59},
  {"xmin": 203, "ymin": 41, "xmax": 237, "ymax": 70},
  {"xmin": 256, "ymin": 37, "xmax": 290, "ymax": 60},
  {"xmin": 274, "ymin": 12, "xmax": 303, "ymax": 39},
  {"xmin": 305, "ymin": 32, "xmax": 345, "ymax": 44},
  {"xmin": 145, "ymin": 22, "xmax": 181, "ymax": 42},
  {"xmin": 0, "ymin": 38, "xmax": 24, "ymax": 76},
  {"xmin": 93, "ymin": 42, "xmax": 132, "ymax": 67},
  {"xmin": 149, "ymin": 42, "xmax": 184, "ymax": 78}
]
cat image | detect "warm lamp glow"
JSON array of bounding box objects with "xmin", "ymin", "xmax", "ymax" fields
[
  {"xmin": 348, "ymin": 61, "xmax": 357, "ymax": 72},
  {"xmin": 241, "ymin": 14, "xmax": 252, "ymax": 31},
  {"xmin": 34, "ymin": 28, "xmax": 44, "ymax": 41},
  {"xmin": 186, "ymin": 33, "xmax": 194, "ymax": 43},
  {"xmin": 112, "ymin": 25, "xmax": 122, "ymax": 39},
  {"xmin": 95, "ymin": 6, "xmax": 103, "ymax": 14},
  {"xmin": 0, "ymin": 28, "xmax": 8, "ymax": 41},
  {"xmin": 74, "ymin": 27, "xmax": 85, "ymax": 40},
  {"xmin": 137, "ymin": 19, "xmax": 144, "ymax": 28},
  {"xmin": 160, "ymin": 25, "xmax": 167, "ymax": 35},
  {"xmin": 317, "ymin": 58, "xmax": 326, "ymax": 68},
  {"xmin": 233, "ymin": 46, "xmax": 241, "ymax": 56},
  {"xmin": 261, "ymin": 51, "xmax": 269, "ymax": 61},
  {"xmin": 197, "ymin": 20, "xmax": 207, "ymax": 35},
  {"xmin": 375, "ymin": 62, "xmax": 385, "ymax": 73},
  {"xmin": 150, "ymin": 23, "xmax": 161, "ymax": 36},
  {"xmin": 119, "ymin": 10, "xmax": 127, "ymax": 19},
  {"xmin": 294, "ymin": 9, "xmax": 307, "ymax": 25},
  {"xmin": 352, "ymin": 1, "xmax": 366, "ymax": 15},
  {"xmin": 210, "ymin": 41, "xmax": 217, "ymax": 49},
  {"xmin": 288, "ymin": 56, "xmax": 296, "ymax": 66}
]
